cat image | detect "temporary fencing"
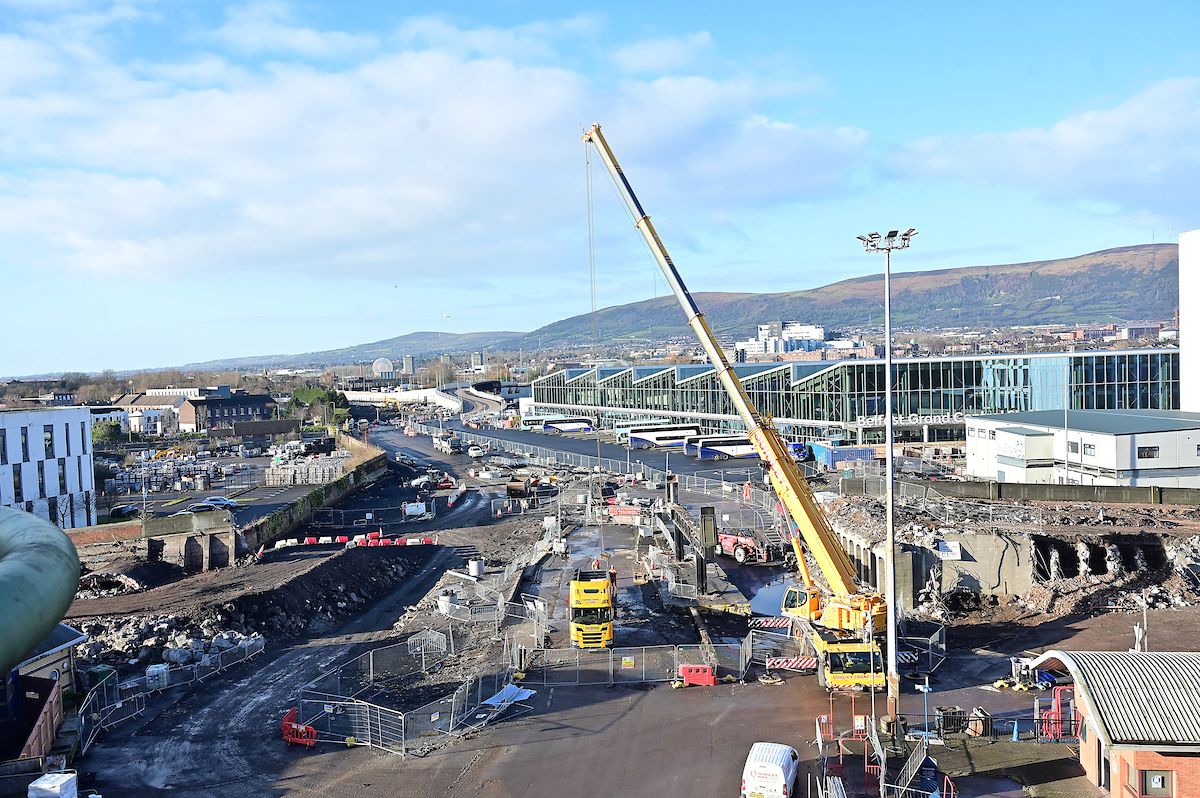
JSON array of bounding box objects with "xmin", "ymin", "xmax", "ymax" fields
[
  {"xmin": 516, "ymin": 643, "xmax": 748, "ymax": 686},
  {"xmin": 78, "ymin": 636, "xmax": 265, "ymax": 755},
  {"xmin": 296, "ymin": 622, "xmax": 517, "ymax": 758}
]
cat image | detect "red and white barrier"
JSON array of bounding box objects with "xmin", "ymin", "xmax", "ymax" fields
[
  {"xmin": 766, "ymin": 656, "xmax": 818, "ymax": 671},
  {"xmin": 748, "ymin": 617, "xmax": 792, "ymax": 629},
  {"xmin": 446, "ymin": 484, "xmax": 468, "ymax": 509}
]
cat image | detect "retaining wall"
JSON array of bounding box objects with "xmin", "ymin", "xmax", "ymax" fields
[{"xmin": 237, "ymin": 433, "xmax": 388, "ymax": 554}]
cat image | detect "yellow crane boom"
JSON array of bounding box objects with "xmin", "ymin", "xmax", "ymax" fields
[{"xmin": 583, "ymin": 123, "xmax": 884, "ymax": 633}]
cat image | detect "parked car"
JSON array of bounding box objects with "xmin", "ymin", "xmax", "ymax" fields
[
  {"xmin": 202, "ymin": 496, "xmax": 239, "ymax": 509},
  {"xmin": 184, "ymin": 503, "xmax": 217, "ymax": 513},
  {"xmin": 467, "ymin": 445, "xmax": 485, "ymax": 458},
  {"xmin": 108, "ymin": 504, "xmax": 141, "ymax": 520}
]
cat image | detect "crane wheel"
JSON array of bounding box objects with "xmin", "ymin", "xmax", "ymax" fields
[{"xmin": 734, "ymin": 547, "xmax": 749, "ymax": 564}]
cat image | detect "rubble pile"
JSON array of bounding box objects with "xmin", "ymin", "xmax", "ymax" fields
[{"xmin": 76, "ymin": 614, "xmax": 262, "ymax": 666}]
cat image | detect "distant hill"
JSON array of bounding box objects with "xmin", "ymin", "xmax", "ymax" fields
[
  {"xmin": 513, "ymin": 243, "xmax": 1178, "ymax": 347},
  {"xmin": 180, "ymin": 330, "xmax": 523, "ymax": 371},
  {"xmin": 178, "ymin": 244, "xmax": 1176, "ymax": 372}
]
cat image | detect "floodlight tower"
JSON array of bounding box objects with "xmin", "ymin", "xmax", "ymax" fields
[{"xmin": 856, "ymin": 227, "xmax": 917, "ymax": 722}]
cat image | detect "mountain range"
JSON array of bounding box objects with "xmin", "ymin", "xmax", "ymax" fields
[{"xmin": 183, "ymin": 243, "xmax": 1177, "ymax": 370}]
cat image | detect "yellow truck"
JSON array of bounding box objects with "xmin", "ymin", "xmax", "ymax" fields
[{"xmin": 569, "ymin": 568, "xmax": 617, "ymax": 648}]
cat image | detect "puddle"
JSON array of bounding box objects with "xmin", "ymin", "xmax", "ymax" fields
[{"xmin": 719, "ymin": 562, "xmax": 793, "ymax": 616}]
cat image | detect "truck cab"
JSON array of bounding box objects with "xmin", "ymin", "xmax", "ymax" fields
[{"xmin": 569, "ymin": 568, "xmax": 617, "ymax": 648}]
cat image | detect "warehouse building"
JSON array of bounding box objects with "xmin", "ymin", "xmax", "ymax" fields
[
  {"xmin": 529, "ymin": 349, "xmax": 1180, "ymax": 444},
  {"xmin": 965, "ymin": 409, "xmax": 1200, "ymax": 487}
]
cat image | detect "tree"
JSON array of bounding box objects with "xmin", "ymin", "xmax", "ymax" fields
[{"xmin": 92, "ymin": 420, "xmax": 123, "ymax": 445}]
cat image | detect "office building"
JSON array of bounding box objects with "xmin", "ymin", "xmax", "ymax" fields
[
  {"xmin": 0, "ymin": 407, "xmax": 96, "ymax": 529},
  {"xmin": 965, "ymin": 408, "xmax": 1200, "ymax": 487}
]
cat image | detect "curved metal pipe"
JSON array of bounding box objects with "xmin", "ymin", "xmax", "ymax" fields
[{"xmin": 0, "ymin": 507, "xmax": 81, "ymax": 675}]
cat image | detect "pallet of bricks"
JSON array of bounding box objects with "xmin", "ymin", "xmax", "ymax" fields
[{"xmin": 266, "ymin": 451, "xmax": 352, "ymax": 486}]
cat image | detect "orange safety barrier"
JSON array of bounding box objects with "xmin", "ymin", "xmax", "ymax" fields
[
  {"xmin": 281, "ymin": 707, "xmax": 316, "ymax": 748},
  {"xmin": 677, "ymin": 664, "xmax": 717, "ymax": 687}
]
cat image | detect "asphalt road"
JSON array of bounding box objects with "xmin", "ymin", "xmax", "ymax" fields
[
  {"xmin": 440, "ymin": 420, "xmax": 769, "ymax": 479},
  {"xmin": 106, "ymin": 484, "xmax": 318, "ymax": 525}
]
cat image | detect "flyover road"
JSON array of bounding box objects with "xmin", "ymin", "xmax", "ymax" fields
[{"xmin": 438, "ymin": 420, "xmax": 767, "ymax": 479}]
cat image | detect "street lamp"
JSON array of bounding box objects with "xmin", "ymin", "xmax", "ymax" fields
[{"xmin": 858, "ymin": 227, "xmax": 917, "ymax": 724}]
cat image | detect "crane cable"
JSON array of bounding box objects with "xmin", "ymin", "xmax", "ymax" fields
[{"xmin": 585, "ymin": 139, "xmax": 605, "ymax": 551}]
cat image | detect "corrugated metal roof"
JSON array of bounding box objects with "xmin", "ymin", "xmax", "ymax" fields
[
  {"xmin": 1033, "ymin": 650, "xmax": 1200, "ymax": 746},
  {"xmin": 975, "ymin": 409, "xmax": 1200, "ymax": 435}
]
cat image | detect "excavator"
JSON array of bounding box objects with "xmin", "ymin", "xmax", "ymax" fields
[{"xmin": 583, "ymin": 124, "xmax": 886, "ymax": 690}]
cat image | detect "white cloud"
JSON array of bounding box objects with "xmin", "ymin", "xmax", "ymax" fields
[
  {"xmin": 891, "ymin": 78, "xmax": 1200, "ymax": 220},
  {"xmin": 0, "ymin": 8, "xmax": 859, "ymax": 285},
  {"xmin": 612, "ymin": 31, "xmax": 712, "ymax": 73},
  {"xmin": 214, "ymin": 1, "xmax": 378, "ymax": 58}
]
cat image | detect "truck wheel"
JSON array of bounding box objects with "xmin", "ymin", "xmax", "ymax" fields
[{"xmin": 734, "ymin": 546, "xmax": 748, "ymax": 564}]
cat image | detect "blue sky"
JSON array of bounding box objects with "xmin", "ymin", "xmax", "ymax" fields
[{"xmin": 1, "ymin": 0, "xmax": 1198, "ymax": 375}]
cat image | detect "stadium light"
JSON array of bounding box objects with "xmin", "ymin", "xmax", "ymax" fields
[{"xmin": 857, "ymin": 227, "xmax": 918, "ymax": 725}]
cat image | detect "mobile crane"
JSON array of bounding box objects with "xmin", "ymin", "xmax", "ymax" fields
[{"xmin": 582, "ymin": 124, "xmax": 886, "ymax": 689}]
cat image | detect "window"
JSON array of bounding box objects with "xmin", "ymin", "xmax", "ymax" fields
[
  {"xmin": 966, "ymin": 428, "xmax": 974, "ymax": 438},
  {"xmin": 58, "ymin": 458, "xmax": 67, "ymax": 494},
  {"xmin": 47, "ymin": 496, "xmax": 57, "ymax": 526},
  {"xmin": 988, "ymin": 430, "xmax": 996, "ymax": 440},
  {"xmin": 20, "ymin": 427, "xmax": 29, "ymax": 461},
  {"xmin": 65, "ymin": 424, "xmax": 71, "ymax": 456},
  {"xmin": 1083, "ymin": 443, "xmax": 1096, "ymax": 456},
  {"xmin": 1068, "ymin": 441, "xmax": 1080, "ymax": 454},
  {"xmin": 1127, "ymin": 761, "xmax": 1137, "ymax": 790},
  {"xmin": 43, "ymin": 424, "xmax": 54, "ymax": 458},
  {"xmin": 77, "ymin": 457, "xmax": 83, "ymax": 490},
  {"xmin": 84, "ymin": 491, "xmax": 92, "ymax": 526},
  {"xmin": 67, "ymin": 494, "xmax": 74, "ymax": 528},
  {"xmin": 0, "ymin": 429, "xmax": 6, "ymax": 465},
  {"xmin": 80, "ymin": 421, "xmax": 87, "ymax": 454},
  {"xmin": 1141, "ymin": 769, "xmax": 1172, "ymax": 797},
  {"xmin": 1138, "ymin": 446, "xmax": 1160, "ymax": 459},
  {"xmin": 37, "ymin": 461, "xmax": 46, "ymax": 498},
  {"xmin": 12, "ymin": 466, "xmax": 22, "ymax": 503}
]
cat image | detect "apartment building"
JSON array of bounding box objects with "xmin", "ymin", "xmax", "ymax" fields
[{"xmin": 0, "ymin": 407, "xmax": 95, "ymax": 529}]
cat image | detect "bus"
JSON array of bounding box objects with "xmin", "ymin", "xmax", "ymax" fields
[
  {"xmin": 627, "ymin": 424, "xmax": 703, "ymax": 449},
  {"xmin": 520, "ymin": 416, "xmax": 560, "ymax": 430},
  {"xmin": 613, "ymin": 419, "xmax": 673, "ymax": 444},
  {"xmin": 696, "ymin": 436, "xmax": 758, "ymax": 461},
  {"xmin": 543, "ymin": 417, "xmax": 595, "ymax": 433}
]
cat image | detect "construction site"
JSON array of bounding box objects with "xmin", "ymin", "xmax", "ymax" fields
[{"xmin": 2, "ymin": 128, "xmax": 1199, "ymax": 798}]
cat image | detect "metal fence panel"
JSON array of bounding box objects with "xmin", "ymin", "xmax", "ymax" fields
[
  {"xmin": 577, "ymin": 650, "xmax": 613, "ymax": 685},
  {"xmin": 612, "ymin": 646, "xmax": 676, "ymax": 683}
]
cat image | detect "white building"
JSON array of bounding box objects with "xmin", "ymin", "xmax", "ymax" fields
[
  {"xmin": 1182, "ymin": 229, "xmax": 1199, "ymax": 412},
  {"xmin": 965, "ymin": 409, "xmax": 1200, "ymax": 487},
  {"xmin": 0, "ymin": 407, "xmax": 96, "ymax": 529}
]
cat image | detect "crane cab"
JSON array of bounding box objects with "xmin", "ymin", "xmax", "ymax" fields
[{"xmin": 782, "ymin": 585, "xmax": 822, "ymax": 621}]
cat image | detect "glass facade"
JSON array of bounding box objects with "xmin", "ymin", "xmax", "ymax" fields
[{"xmin": 531, "ymin": 350, "xmax": 1180, "ymax": 443}]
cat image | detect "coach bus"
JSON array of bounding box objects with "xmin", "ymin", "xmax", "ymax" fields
[
  {"xmin": 627, "ymin": 424, "xmax": 703, "ymax": 449},
  {"xmin": 696, "ymin": 435, "xmax": 758, "ymax": 461}
]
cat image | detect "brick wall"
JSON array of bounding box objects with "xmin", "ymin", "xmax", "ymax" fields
[{"xmin": 1112, "ymin": 749, "xmax": 1200, "ymax": 798}]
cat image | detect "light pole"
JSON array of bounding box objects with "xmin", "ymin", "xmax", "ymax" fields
[{"xmin": 857, "ymin": 228, "xmax": 917, "ymax": 724}]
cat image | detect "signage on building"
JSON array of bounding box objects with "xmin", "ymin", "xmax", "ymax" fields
[{"xmin": 856, "ymin": 411, "xmax": 965, "ymax": 427}]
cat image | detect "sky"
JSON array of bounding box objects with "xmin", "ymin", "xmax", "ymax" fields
[{"xmin": 2, "ymin": 1, "xmax": 1198, "ymax": 376}]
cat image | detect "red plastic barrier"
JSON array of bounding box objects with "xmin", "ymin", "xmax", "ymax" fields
[
  {"xmin": 377, "ymin": 537, "xmax": 394, "ymax": 546},
  {"xmin": 335, "ymin": 535, "xmax": 350, "ymax": 543},
  {"xmin": 281, "ymin": 707, "xmax": 317, "ymax": 748},
  {"xmin": 366, "ymin": 539, "xmax": 380, "ymax": 547},
  {"xmin": 366, "ymin": 530, "xmax": 382, "ymax": 540},
  {"xmin": 677, "ymin": 664, "xmax": 717, "ymax": 687},
  {"xmin": 303, "ymin": 537, "xmax": 318, "ymax": 545}
]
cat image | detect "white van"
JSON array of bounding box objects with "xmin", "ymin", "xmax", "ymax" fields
[{"xmin": 741, "ymin": 742, "xmax": 801, "ymax": 798}]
